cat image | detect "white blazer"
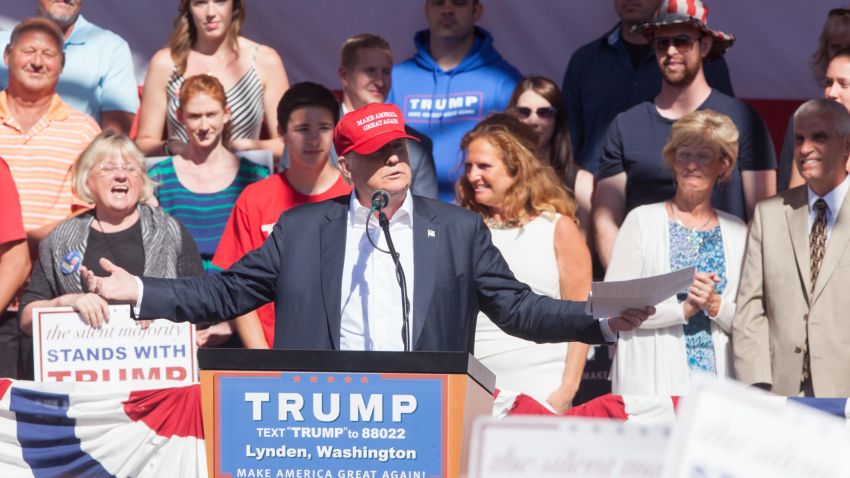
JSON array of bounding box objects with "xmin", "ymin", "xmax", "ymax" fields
[{"xmin": 606, "ymin": 202, "xmax": 747, "ymax": 395}]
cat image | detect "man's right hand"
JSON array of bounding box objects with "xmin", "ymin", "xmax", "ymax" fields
[
  {"xmin": 82, "ymin": 258, "xmax": 139, "ymax": 303},
  {"xmin": 608, "ymin": 306, "xmax": 655, "ymax": 332}
]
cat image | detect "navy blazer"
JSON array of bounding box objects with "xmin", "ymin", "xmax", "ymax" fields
[{"xmin": 140, "ymin": 195, "xmax": 605, "ymax": 351}]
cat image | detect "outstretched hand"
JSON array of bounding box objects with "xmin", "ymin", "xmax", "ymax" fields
[
  {"xmin": 81, "ymin": 258, "xmax": 140, "ymax": 303},
  {"xmin": 609, "ymin": 306, "xmax": 655, "ymax": 332}
]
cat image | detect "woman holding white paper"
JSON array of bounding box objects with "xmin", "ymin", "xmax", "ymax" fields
[
  {"xmin": 19, "ymin": 132, "xmax": 203, "ymax": 335},
  {"xmin": 606, "ymin": 110, "xmax": 747, "ymax": 395}
]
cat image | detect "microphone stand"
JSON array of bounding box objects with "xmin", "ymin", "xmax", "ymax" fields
[{"xmin": 377, "ymin": 211, "xmax": 411, "ymax": 352}]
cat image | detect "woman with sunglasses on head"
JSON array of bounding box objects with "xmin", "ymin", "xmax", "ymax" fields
[
  {"xmin": 781, "ymin": 7, "xmax": 850, "ymax": 190},
  {"xmin": 507, "ymin": 77, "xmax": 593, "ymax": 232},
  {"xmin": 606, "ymin": 110, "xmax": 746, "ymax": 395},
  {"xmin": 18, "ymin": 132, "xmax": 203, "ymax": 335},
  {"xmin": 458, "ymin": 113, "xmax": 590, "ymax": 413},
  {"xmin": 147, "ymin": 75, "xmax": 269, "ymax": 347},
  {"xmin": 136, "ymin": 0, "xmax": 289, "ymax": 159}
]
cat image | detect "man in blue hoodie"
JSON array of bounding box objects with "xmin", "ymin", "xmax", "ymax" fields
[{"xmin": 388, "ymin": 0, "xmax": 522, "ymax": 202}]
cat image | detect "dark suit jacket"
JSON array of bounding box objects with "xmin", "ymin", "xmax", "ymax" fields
[{"xmin": 140, "ymin": 195, "xmax": 605, "ymax": 351}]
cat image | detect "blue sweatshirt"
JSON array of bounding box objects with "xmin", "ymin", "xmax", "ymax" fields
[{"xmin": 389, "ymin": 27, "xmax": 522, "ymax": 202}]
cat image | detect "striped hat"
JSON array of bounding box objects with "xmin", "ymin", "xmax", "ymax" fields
[{"xmin": 634, "ymin": 0, "xmax": 735, "ymax": 60}]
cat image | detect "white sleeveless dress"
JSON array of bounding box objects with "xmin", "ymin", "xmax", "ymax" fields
[{"xmin": 474, "ymin": 212, "xmax": 568, "ymax": 403}]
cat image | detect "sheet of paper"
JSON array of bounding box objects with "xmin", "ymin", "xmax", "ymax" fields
[{"xmin": 586, "ymin": 267, "xmax": 695, "ymax": 318}]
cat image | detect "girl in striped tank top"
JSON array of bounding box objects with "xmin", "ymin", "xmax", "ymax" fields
[
  {"xmin": 147, "ymin": 75, "xmax": 268, "ymax": 347},
  {"xmin": 136, "ymin": 0, "xmax": 289, "ymax": 159}
]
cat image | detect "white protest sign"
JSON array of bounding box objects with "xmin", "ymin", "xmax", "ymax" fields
[
  {"xmin": 662, "ymin": 376, "xmax": 850, "ymax": 478},
  {"xmin": 467, "ymin": 416, "xmax": 671, "ymax": 478},
  {"xmin": 32, "ymin": 305, "xmax": 197, "ymax": 383}
]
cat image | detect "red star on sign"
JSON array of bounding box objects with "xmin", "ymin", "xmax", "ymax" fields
[
  {"xmin": 293, "ymin": 376, "xmax": 302, "ymax": 383},
  {"xmin": 344, "ymin": 376, "xmax": 352, "ymax": 383},
  {"xmin": 327, "ymin": 377, "xmax": 335, "ymax": 383},
  {"xmin": 360, "ymin": 376, "xmax": 369, "ymax": 383},
  {"xmin": 310, "ymin": 376, "xmax": 318, "ymax": 383}
]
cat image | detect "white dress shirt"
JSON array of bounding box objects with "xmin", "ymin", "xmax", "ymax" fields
[
  {"xmin": 339, "ymin": 192, "xmax": 415, "ymax": 351},
  {"xmin": 807, "ymin": 173, "xmax": 850, "ymax": 240}
]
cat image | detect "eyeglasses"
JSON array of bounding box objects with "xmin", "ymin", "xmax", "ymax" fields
[
  {"xmin": 829, "ymin": 8, "xmax": 850, "ymax": 17},
  {"xmin": 512, "ymin": 106, "xmax": 557, "ymax": 119},
  {"xmin": 654, "ymin": 35, "xmax": 704, "ymax": 53},
  {"xmin": 674, "ymin": 150, "xmax": 717, "ymax": 166},
  {"xmin": 95, "ymin": 161, "xmax": 141, "ymax": 177}
]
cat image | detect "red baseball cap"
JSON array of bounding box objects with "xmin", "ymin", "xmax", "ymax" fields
[{"xmin": 334, "ymin": 103, "xmax": 418, "ymax": 156}]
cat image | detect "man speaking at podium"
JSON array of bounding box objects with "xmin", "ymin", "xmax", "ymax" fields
[{"xmin": 82, "ymin": 103, "xmax": 652, "ymax": 352}]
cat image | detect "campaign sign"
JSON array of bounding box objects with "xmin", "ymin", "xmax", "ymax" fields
[
  {"xmin": 32, "ymin": 305, "xmax": 197, "ymax": 383},
  {"xmin": 468, "ymin": 416, "xmax": 670, "ymax": 478},
  {"xmin": 215, "ymin": 372, "xmax": 445, "ymax": 478}
]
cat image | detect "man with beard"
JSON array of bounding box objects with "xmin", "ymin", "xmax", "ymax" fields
[
  {"xmin": 592, "ymin": 0, "xmax": 776, "ymax": 268},
  {"xmin": 0, "ymin": 0, "xmax": 139, "ymax": 134},
  {"xmin": 562, "ymin": 0, "xmax": 733, "ymax": 175}
]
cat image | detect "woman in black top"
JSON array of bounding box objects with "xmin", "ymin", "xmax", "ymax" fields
[{"xmin": 19, "ymin": 131, "xmax": 203, "ymax": 334}]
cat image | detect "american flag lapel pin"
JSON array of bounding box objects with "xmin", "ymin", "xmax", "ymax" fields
[{"xmin": 427, "ymin": 229, "xmax": 436, "ymax": 238}]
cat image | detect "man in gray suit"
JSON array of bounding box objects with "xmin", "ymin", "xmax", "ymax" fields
[
  {"xmin": 734, "ymin": 98, "xmax": 850, "ymax": 397},
  {"xmin": 338, "ymin": 33, "xmax": 438, "ymax": 199}
]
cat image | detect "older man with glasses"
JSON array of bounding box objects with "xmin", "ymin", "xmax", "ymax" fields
[{"xmin": 592, "ymin": 0, "xmax": 777, "ymax": 269}]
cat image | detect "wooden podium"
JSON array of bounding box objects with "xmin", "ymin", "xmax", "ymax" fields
[{"xmin": 199, "ymin": 349, "xmax": 495, "ymax": 478}]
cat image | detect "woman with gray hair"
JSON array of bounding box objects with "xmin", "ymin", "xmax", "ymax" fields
[
  {"xmin": 605, "ymin": 109, "xmax": 748, "ymax": 395},
  {"xmin": 19, "ymin": 131, "xmax": 203, "ymax": 333}
]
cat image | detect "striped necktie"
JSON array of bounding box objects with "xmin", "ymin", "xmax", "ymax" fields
[
  {"xmin": 802, "ymin": 198, "xmax": 828, "ymax": 386},
  {"xmin": 810, "ymin": 198, "xmax": 828, "ymax": 292}
]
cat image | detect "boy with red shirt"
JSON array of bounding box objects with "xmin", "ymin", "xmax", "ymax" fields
[{"xmin": 213, "ymin": 83, "xmax": 351, "ymax": 348}]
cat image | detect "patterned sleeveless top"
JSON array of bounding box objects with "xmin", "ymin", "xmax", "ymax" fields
[{"xmin": 165, "ymin": 48, "xmax": 265, "ymax": 142}]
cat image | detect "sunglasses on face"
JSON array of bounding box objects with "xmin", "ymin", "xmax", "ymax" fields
[
  {"xmin": 829, "ymin": 8, "xmax": 850, "ymax": 17},
  {"xmin": 653, "ymin": 34, "xmax": 704, "ymax": 53},
  {"xmin": 512, "ymin": 106, "xmax": 557, "ymax": 119}
]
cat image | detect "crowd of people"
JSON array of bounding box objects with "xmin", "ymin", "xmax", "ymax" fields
[{"xmin": 3, "ymin": 0, "xmax": 850, "ymax": 411}]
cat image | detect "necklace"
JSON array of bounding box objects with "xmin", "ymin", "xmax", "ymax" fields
[
  {"xmin": 94, "ymin": 217, "xmax": 118, "ymax": 265},
  {"xmin": 484, "ymin": 215, "xmax": 523, "ymax": 230},
  {"xmin": 669, "ymin": 201, "xmax": 714, "ymax": 252}
]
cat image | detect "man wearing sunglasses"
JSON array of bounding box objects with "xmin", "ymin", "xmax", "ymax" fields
[
  {"xmin": 562, "ymin": 0, "xmax": 733, "ymax": 176},
  {"xmin": 593, "ymin": 0, "xmax": 777, "ymax": 269}
]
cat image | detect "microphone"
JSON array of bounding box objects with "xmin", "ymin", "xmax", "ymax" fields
[
  {"xmin": 364, "ymin": 188, "xmax": 411, "ymax": 351},
  {"xmin": 370, "ymin": 189, "xmax": 390, "ymax": 212}
]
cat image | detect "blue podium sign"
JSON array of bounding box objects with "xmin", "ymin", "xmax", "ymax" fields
[{"xmin": 214, "ymin": 371, "xmax": 446, "ymax": 478}]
